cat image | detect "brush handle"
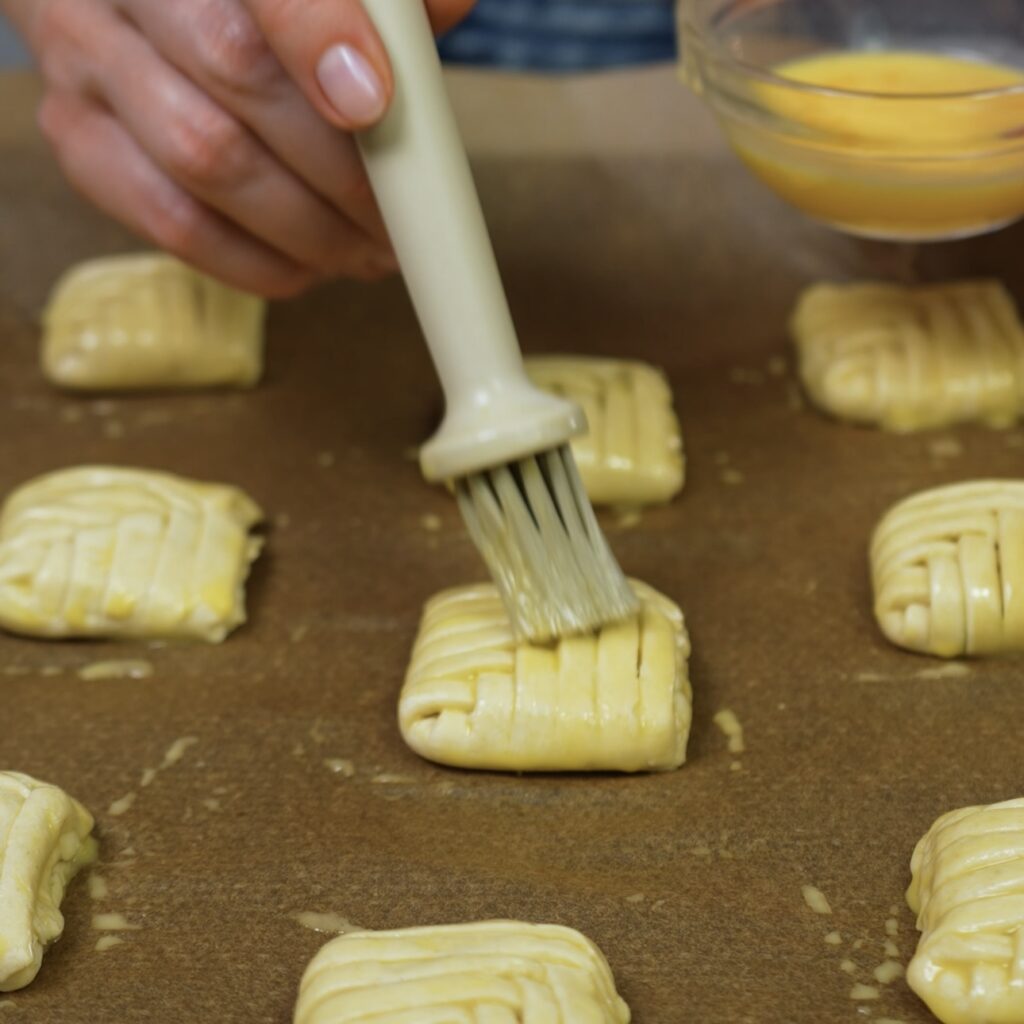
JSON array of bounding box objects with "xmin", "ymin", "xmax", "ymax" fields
[{"xmin": 357, "ymin": 0, "xmax": 583, "ymax": 481}]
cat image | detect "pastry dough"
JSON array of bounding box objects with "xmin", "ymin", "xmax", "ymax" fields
[
  {"xmin": 294, "ymin": 921, "xmax": 630, "ymax": 1024},
  {"xmin": 791, "ymin": 281, "xmax": 1024, "ymax": 431},
  {"xmin": 0, "ymin": 466, "xmax": 263, "ymax": 642},
  {"xmin": 524, "ymin": 356, "xmax": 684, "ymax": 505},
  {"xmin": 0, "ymin": 772, "xmax": 97, "ymax": 992},
  {"xmin": 400, "ymin": 580, "xmax": 691, "ymax": 772},
  {"xmin": 907, "ymin": 797, "xmax": 1024, "ymax": 1024},
  {"xmin": 42, "ymin": 253, "xmax": 265, "ymax": 390},
  {"xmin": 871, "ymin": 480, "xmax": 1024, "ymax": 657}
]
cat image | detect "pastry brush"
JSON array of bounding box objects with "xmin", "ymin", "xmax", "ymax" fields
[{"xmin": 356, "ymin": 0, "xmax": 637, "ymax": 642}]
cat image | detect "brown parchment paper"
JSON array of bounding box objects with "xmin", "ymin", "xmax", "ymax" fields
[{"xmin": 2, "ymin": 66, "xmax": 1024, "ymax": 1024}]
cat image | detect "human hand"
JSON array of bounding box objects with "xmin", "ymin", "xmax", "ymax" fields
[{"xmin": 3, "ymin": 0, "xmax": 474, "ymax": 297}]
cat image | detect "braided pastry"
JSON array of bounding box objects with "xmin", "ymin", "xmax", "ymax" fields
[
  {"xmin": 0, "ymin": 772, "xmax": 96, "ymax": 992},
  {"xmin": 400, "ymin": 580, "xmax": 691, "ymax": 772},
  {"xmin": 43, "ymin": 253, "xmax": 265, "ymax": 390},
  {"xmin": 871, "ymin": 481, "xmax": 1024, "ymax": 657},
  {"xmin": 792, "ymin": 281, "xmax": 1024, "ymax": 431},
  {"xmin": 524, "ymin": 356, "xmax": 684, "ymax": 505},
  {"xmin": 907, "ymin": 797, "xmax": 1024, "ymax": 1024},
  {"xmin": 0, "ymin": 466, "xmax": 263, "ymax": 642},
  {"xmin": 294, "ymin": 921, "xmax": 630, "ymax": 1024}
]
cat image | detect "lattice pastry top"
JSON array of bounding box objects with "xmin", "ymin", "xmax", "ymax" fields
[
  {"xmin": 294, "ymin": 921, "xmax": 631, "ymax": 1024},
  {"xmin": 525, "ymin": 356, "xmax": 684, "ymax": 505},
  {"xmin": 43, "ymin": 253, "xmax": 265, "ymax": 390},
  {"xmin": 0, "ymin": 771, "xmax": 96, "ymax": 992},
  {"xmin": 871, "ymin": 480, "xmax": 1024, "ymax": 657},
  {"xmin": 400, "ymin": 579, "xmax": 691, "ymax": 772},
  {"xmin": 792, "ymin": 281, "xmax": 1024, "ymax": 431},
  {"xmin": 907, "ymin": 797, "xmax": 1024, "ymax": 1024},
  {"xmin": 0, "ymin": 466, "xmax": 263, "ymax": 642}
]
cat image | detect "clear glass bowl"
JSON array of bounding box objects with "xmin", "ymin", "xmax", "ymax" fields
[{"xmin": 679, "ymin": 0, "xmax": 1024, "ymax": 241}]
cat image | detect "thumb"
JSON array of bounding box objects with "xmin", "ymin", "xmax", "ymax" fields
[{"xmin": 241, "ymin": 0, "xmax": 393, "ymax": 130}]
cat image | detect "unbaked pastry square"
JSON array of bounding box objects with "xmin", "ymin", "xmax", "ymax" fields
[
  {"xmin": 42, "ymin": 253, "xmax": 265, "ymax": 390},
  {"xmin": 792, "ymin": 280, "xmax": 1024, "ymax": 431},
  {"xmin": 524, "ymin": 356, "xmax": 684, "ymax": 505},
  {"xmin": 0, "ymin": 466, "xmax": 263, "ymax": 642},
  {"xmin": 294, "ymin": 921, "xmax": 630, "ymax": 1024},
  {"xmin": 400, "ymin": 580, "xmax": 691, "ymax": 772},
  {"xmin": 871, "ymin": 480, "xmax": 1024, "ymax": 657},
  {"xmin": 907, "ymin": 797, "xmax": 1024, "ymax": 1024},
  {"xmin": 0, "ymin": 771, "xmax": 96, "ymax": 992}
]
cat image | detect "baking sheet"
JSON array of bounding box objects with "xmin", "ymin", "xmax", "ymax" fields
[{"xmin": 2, "ymin": 66, "xmax": 1024, "ymax": 1023}]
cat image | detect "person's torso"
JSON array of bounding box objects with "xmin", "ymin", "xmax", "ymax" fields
[{"xmin": 438, "ymin": 0, "xmax": 678, "ymax": 70}]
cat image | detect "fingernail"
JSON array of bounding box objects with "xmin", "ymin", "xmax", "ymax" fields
[{"xmin": 317, "ymin": 44, "xmax": 387, "ymax": 125}]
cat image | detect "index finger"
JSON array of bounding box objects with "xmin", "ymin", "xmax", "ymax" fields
[
  {"xmin": 240, "ymin": 0, "xmax": 475, "ymax": 130},
  {"xmin": 240, "ymin": 0, "xmax": 393, "ymax": 130}
]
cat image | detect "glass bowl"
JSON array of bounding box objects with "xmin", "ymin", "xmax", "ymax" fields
[{"xmin": 678, "ymin": 0, "xmax": 1024, "ymax": 241}]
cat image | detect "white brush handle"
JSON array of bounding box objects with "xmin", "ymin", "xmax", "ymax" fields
[{"xmin": 357, "ymin": 0, "xmax": 583, "ymax": 481}]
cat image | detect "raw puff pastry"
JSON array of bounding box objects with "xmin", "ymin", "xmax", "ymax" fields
[
  {"xmin": 294, "ymin": 921, "xmax": 630, "ymax": 1024},
  {"xmin": 907, "ymin": 797, "xmax": 1024, "ymax": 1024},
  {"xmin": 400, "ymin": 580, "xmax": 691, "ymax": 772},
  {"xmin": 42, "ymin": 253, "xmax": 265, "ymax": 390},
  {"xmin": 871, "ymin": 481, "xmax": 1024, "ymax": 658},
  {"xmin": 0, "ymin": 772, "xmax": 96, "ymax": 992},
  {"xmin": 524, "ymin": 356, "xmax": 684, "ymax": 505},
  {"xmin": 792, "ymin": 280, "xmax": 1024, "ymax": 431},
  {"xmin": 0, "ymin": 466, "xmax": 263, "ymax": 642}
]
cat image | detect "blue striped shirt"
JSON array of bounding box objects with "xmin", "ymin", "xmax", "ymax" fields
[{"xmin": 438, "ymin": 0, "xmax": 678, "ymax": 71}]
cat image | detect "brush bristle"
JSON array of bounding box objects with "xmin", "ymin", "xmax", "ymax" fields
[{"xmin": 454, "ymin": 445, "xmax": 639, "ymax": 642}]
